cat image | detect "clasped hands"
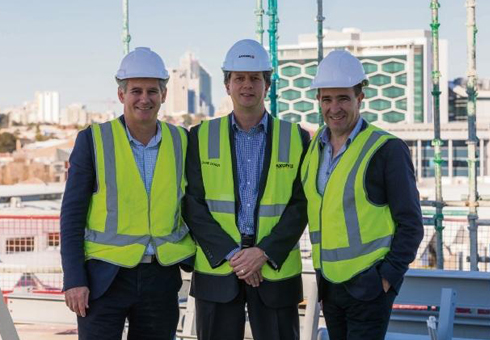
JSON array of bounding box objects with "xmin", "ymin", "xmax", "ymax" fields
[{"xmin": 229, "ymin": 247, "xmax": 268, "ymax": 288}]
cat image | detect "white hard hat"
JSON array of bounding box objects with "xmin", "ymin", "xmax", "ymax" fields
[
  {"xmin": 310, "ymin": 50, "xmax": 368, "ymax": 89},
  {"xmin": 116, "ymin": 47, "xmax": 169, "ymax": 80},
  {"xmin": 222, "ymin": 39, "xmax": 272, "ymax": 72}
]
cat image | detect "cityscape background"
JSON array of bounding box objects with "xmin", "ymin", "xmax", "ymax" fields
[{"xmin": 1, "ymin": 1, "xmax": 490, "ymax": 337}]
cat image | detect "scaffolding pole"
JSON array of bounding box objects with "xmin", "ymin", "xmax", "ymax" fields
[
  {"xmin": 255, "ymin": 0, "xmax": 265, "ymax": 45},
  {"xmin": 430, "ymin": 0, "xmax": 444, "ymax": 269},
  {"xmin": 267, "ymin": 0, "xmax": 278, "ymax": 118},
  {"xmin": 317, "ymin": 0, "xmax": 325, "ymax": 126},
  {"xmin": 122, "ymin": 0, "xmax": 131, "ymax": 55},
  {"xmin": 466, "ymin": 0, "xmax": 479, "ymax": 271}
]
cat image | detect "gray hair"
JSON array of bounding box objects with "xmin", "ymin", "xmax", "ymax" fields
[
  {"xmin": 115, "ymin": 77, "xmax": 169, "ymax": 92},
  {"xmin": 223, "ymin": 71, "xmax": 272, "ymax": 87}
]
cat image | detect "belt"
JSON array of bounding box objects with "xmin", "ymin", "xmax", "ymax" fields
[
  {"xmin": 140, "ymin": 255, "xmax": 157, "ymax": 264},
  {"xmin": 241, "ymin": 234, "xmax": 255, "ymax": 249}
]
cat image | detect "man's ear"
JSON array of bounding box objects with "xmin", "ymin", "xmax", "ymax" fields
[{"xmin": 118, "ymin": 87, "xmax": 125, "ymax": 104}]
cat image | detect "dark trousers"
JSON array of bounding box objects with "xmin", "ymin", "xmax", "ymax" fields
[
  {"xmin": 195, "ymin": 282, "xmax": 299, "ymax": 340},
  {"xmin": 78, "ymin": 262, "xmax": 182, "ymax": 340},
  {"xmin": 320, "ymin": 278, "xmax": 397, "ymax": 340}
]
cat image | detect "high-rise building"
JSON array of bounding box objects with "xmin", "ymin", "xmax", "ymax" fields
[
  {"xmin": 35, "ymin": 91, "xmax": 60, "ymax": 124},
  {"xmin": 166, "ymin": 53, "xmax": 214, "ymax": 117},
  {"xmin": 273, "ymin": 28, "xmax": 448, "ymax": 130}
]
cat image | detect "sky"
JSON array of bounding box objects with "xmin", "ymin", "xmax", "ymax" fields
[{"xmin": 1, "ymin": 0, "xmax": 489, "ymax": 113}]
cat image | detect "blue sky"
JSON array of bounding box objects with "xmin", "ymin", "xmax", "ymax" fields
[{"xmin": 1, "ymin": 0, "xmax": 489, "ymax": 113}]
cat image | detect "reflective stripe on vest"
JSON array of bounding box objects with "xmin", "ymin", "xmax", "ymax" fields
[
  {"xmin": 85, "ymin": 119, "xmax": 195, "ymax": 267},
  {"xmin": 196, "ymin": 115, "xmax": 303, "ymax": 280},
  {"xmin": 302, "ymin": 123, "xmax": 396, "ymax": 283}
]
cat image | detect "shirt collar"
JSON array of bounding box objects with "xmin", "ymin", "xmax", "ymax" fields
[
  {"xmin": 125, "ymin": 122, "xmax": 162, "ymax": 147},
  {"xmin": 320, "ymin": 116, "xmax": 364, "ymax": 147},
  {"xmin": 231, "ymin": 111, "xmax": 268, "ymax": 134}
]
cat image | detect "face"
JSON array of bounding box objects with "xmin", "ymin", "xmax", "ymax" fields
[
  {"xmin": 317, "ymin": 87, "xmax": 364, "ymax": 138},
  {"xmin": 226, "ymin": 72, "xmax": 270, "ymax": 113},
  {"xmin": 118, "ymin": 78, "xmax": 166, "ymax": 127}
]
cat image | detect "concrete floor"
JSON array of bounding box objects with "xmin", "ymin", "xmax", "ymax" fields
[{"xmin": 4, "ymin": 324, "xmax": 77, "ymax": 340}]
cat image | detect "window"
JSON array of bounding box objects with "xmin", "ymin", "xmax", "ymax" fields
[
  {"xmin": 293, "ymin": 77, "xmax": 312, "ymax": 88},
  {"xmin": 369, "ymin": 74, "xmax": 391, "ymax": 86},
  {"xmin": 361, "ymin": 112, "xmax": 378, "ymax": 123},
  {"xmin": 306, "ymin": 112, "xmax": 322, "ymax": 124},
  {"xmin": 281, "ymin": 66, "xmax": 301, "ymax": 77},
  {"xmin": 383, "ymin": 86, "xmax": 405, "ymax": 98},
  {"xmin": 48, "ymin": 232, "xmax": 60, "ymax": 247},
  {"xmin": 293, "ymin": 101, "xmax": 314, "ymax": 112},
  {"xmin": 363, "ymin": 87, "xmax": 378, "ymax": 99},
  {"xmin": 362, "ymin": 62, "xmax": 378, "ymax": 74},
  {"xmin": 281, "ymin": 90, "xmax": 301, "ymax": 101},
  {"xmin": 382, "ymin": 111, "xmax": 405, "ymax": 123},
  {"xmin": 6, "ymin": 237, "xmax": 35, "ymax": 254},
  {"xmin": 382, "ymin": 61, "xmax": 405, "ymax": 73},
  {"xmin": 278, "ymin": 78, "xmax": 289, "ymax": 89},
  {"xmin": 369, "ymin": 99, "xmax": 391, "ymax": 111},
  {"xmin": 305, "ymin": 65, "xmax": 317, "ymax": 76}
]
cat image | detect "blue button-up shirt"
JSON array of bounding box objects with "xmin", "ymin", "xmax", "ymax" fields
[
  {"xmin": 232, "ymin": 112, "xmax": 268, "ymax": 235},
  {"xmin": 317, "ymin": 117, "xmax": 364, "ymax": 195},
  {"xmin": 125, "ymin": 123, "xmax": 162, "ymax": 255}
]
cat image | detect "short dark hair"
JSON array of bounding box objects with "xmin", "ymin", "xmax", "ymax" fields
[
  {"xmin": 353, "ymin": 83, "xmax": 364, "ymax": 96},
  {"xmin": 223, "ymin": 71, "xmax": 272, "ymax": 87}
]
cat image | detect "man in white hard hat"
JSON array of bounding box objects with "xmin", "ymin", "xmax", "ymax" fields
[
  {"xmin": 301, "ymin": 50, "xmax": 423, "ymax": 339},
  {"xmin": 61, "ymin": 47, "xmax": 195, "ymax": 340},
  {"xmin": 183, "ymin": 39, "xmax": 310, "ymax": 340}
]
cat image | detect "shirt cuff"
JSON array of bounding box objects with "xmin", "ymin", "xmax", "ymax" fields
[
  {"xmin": 263, "ymin": 252, "xmax": 278, "ymax": 270},
  {"xmin": 225, "ymin": 247, "xmax": 240, "ymax": 261}
]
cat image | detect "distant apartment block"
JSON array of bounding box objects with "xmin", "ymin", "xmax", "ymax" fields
[
  {"xmin": 166, "ymin": 52, "xmax": 215, "ymax": 117},
  {"xmin": 273, "ymin": 28, "xmax": 448, "ymax": 129},
  {"xmin": 35, "ymin": 91, "xmax": 60, "ymax": 124}
]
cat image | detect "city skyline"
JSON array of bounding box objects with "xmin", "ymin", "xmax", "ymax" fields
[{"xmin": 1, "ymin": 1, "xmax": 489, "ymax": 113}]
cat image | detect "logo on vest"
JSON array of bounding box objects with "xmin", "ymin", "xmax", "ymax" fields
[
  {"xmin": 202, "ymin": 161, "xmax": 221, "ymax": 168},
  {"xmin": 276, "ymin": 163, "xmax": 294, "ymax": 169},
  {"xmin": 238, "ymin": 54, "xmax": 255, "ymax": 59}
]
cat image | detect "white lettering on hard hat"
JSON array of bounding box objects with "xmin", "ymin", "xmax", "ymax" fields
[{"xmin": 238, "ymin": 54, "xmax": 255, "ymax": 59}]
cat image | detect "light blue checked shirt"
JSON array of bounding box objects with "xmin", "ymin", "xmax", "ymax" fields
[
  {"xmin": 125, "ymin": 122, "xmax": 162, "ymax": 255},
  {"xmin": 317, "ymin": 117, "xmax": 364, "ymax": 195},
  {"xmin": 225, "ymin": 112, "xmax": 268, "ymax": 260}
]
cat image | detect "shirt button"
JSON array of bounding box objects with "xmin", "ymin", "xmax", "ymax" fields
[
  {"xmin": 247, "ymin": 181, "xmax": 250, "ymax": 185},
  {"xmin": 248, "ymin": 137, "xmax": 251, "ymax": 140},
  {"xmin": 247, "ymin": 204, "xmax": 251, "ymax": 207},
  {"xmin": 247, "ymin": 159, "xmax": 251, "ymax": 162}
]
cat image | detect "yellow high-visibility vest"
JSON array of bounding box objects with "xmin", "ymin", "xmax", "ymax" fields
[
  {"xmin": 196, "ymin": 115, "xmax": 303, "ymax": 281},
  {"xmin": 85, "ymin": 118, "xmax": 195, "ymax": 267},
  {"xmin": 301, "ymin": 122, "xmax": 396, "ymax": 283}
]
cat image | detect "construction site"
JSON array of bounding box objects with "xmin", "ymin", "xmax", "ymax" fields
[{"xmin": 1, "ymin": 1, "xmax": 489, "ymax": 339}]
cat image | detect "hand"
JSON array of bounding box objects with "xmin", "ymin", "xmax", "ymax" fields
[
  {"xmin": 230, "ymin": 247, "xmax": 267, "ymax": 280},
  {"xmin": 382, "ymin": 278, "xmax": 391, "ymax": 293},
  {"xmin": 65, "ymin": 286, "xmax": 90, "ymax": 317},
  {"xmin": 244, "ymin": 271, "xmax": 263, "ymax": 288}
]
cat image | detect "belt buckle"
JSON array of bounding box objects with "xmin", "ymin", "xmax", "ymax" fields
[
  {"xmin": 140, "ymin": 255, "xmax": 155, "ymax": 264},
  {"xmin": 241, "ymin": 235, "xmax": 254, "ymax": 249}
]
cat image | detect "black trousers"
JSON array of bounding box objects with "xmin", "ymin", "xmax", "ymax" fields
[
  {"xmin": 320, "ymin": 278, "xmax": 397, "ymax": 340},
  {"xmin": 77, "ymin": 262, "xmax": 182, "ymax": 340},
  {"xmin": 195, "ymin": 281, "xmax": 299, "ymax": 340}
]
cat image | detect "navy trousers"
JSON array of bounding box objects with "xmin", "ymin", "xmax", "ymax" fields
[
  {"xmin": 195, "ymin": 281, "xmax": 299, "ymax": 340},
  {"xmin": 77, "ymin": 262, "xmax": 182, "ymax": 340},
  {"xmin": 320, "ymin": 278, "xmax": 397, "ymax": 340}
]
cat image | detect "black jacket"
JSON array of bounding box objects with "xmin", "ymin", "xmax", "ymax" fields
[
  {"xmin": 183, "ymin": 113, "xmax": 310, "ymax": 308},
  {"xmin": 317, "ymin": 120, "xmax": 424, "ymax": 301}
]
